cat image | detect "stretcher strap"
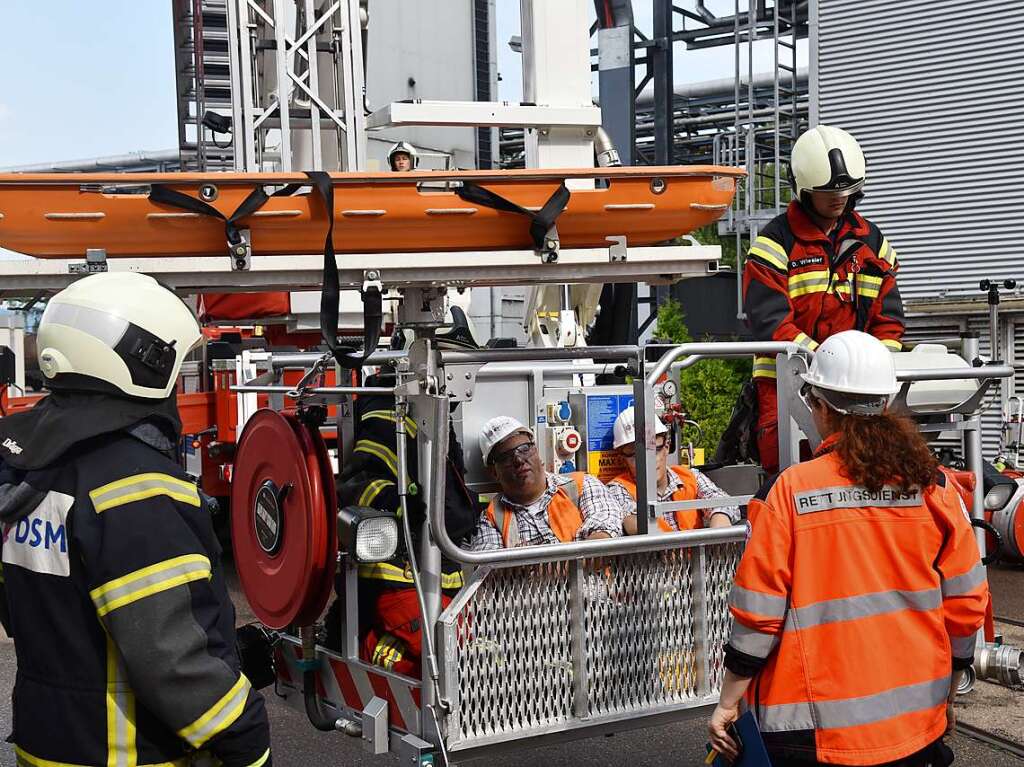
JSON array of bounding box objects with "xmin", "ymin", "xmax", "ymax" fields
[
  {"xmin": 456, "ymin": 181, "xmax": 570, "ymax": 251},
  {"xmin": 148, "ymin": 183, "xmax": 272, "ymax": 247},
  {"xmin": 305, "ymin": 171, "xmax": 382, "ymax": 370}
]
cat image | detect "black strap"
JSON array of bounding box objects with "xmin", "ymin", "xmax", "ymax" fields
[
  {"xmin": 148, "ymin": 184, "xmax": 271, "ymax": 246},
  {"xmin": 149, "ymin": 176, "xmax": 382, "ymax": 369},
  {"xmin": 304, "ymin": 171, "xmax": 382, "ymax": 369},
  {"xmin": 456, "ymin": 181, "xmax": 570, "ymax": 251}
]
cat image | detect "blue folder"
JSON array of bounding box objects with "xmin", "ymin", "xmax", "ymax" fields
[{"xmin": 707, "ymin": 710, "xmax": 773, "ymax": 767}]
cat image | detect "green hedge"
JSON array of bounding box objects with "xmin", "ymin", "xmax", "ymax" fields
[{"xmin": 654, "ymin": 298, "xmax": 751, "ymax": 458}]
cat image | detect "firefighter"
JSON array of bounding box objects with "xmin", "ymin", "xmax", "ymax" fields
[
  {"xmin": 708, "ymin": 331, "xmax": 987, "ymax": 767},
  {"xmin": 332, "ymin": 311, "xmax": 480, "ymax": 676},
  {"xmin": 0, "ymin": 273, "xmax": 272, "ymax": 766},
  {"xmin": 743, "ymin": 125, "xmax": 905, "ymax": 474},
  {"xmin": 469, "ymin": 416, "xmax": 622, "ymax": 549},
  {"xmin": 387, "ymin": 141, "xmax": 417, "ymax": 172},
  {"xmin": 606, "ymin": 406, "xmax": 739, "ymax": 534}
]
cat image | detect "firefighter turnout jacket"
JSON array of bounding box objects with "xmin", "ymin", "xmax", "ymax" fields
[
  {"xmin": 0, "ymin": 396, "xmax": 271, "ymax": 767},
  {"xmin": 744, "ymin": 200, "xmax": 906, "ymax": 380},
  {"xmin": 725, "ymin": 437, "xmax": 987, "ymax": 765}
]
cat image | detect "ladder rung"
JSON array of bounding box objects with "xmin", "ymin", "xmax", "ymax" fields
[
  {"xmin": 779, "ymin": 64, "xmax": 797, "ymax": 73},
  {"xmin": 778, "ymin": 39, "xmax": 796, "ymax": 50}
]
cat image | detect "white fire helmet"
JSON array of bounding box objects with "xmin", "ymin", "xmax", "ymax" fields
[
  {"xmin": 789, "ymin": 125, "xmax": 866, "ymax": 203},
  {"xmin": 480, "ymin": 416, "xmax": 533, "ymax": 465},
  {"xmin": 387, "ymin": 141, "xmax": 418, "ymax": 171},
  {"xmin": 36, "ymin": 272, "xmax": 203, "ymax": 400}
]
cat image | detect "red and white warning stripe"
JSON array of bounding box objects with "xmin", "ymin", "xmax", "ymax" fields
[{"xmin": 276, "ymin": 642, "xmax": 422, "ymax": 733}]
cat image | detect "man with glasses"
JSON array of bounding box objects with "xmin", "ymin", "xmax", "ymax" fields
[
  {"xmin": 607, "ymin": 406, "xmax": 739, "ymax": 534},
  {"xmin": 743, "ymin": 125, "xmax": 905, "ymax": 474},
  {"xmin": 468, "ymin": 416, "xmax": 623, "ymax": 550}
]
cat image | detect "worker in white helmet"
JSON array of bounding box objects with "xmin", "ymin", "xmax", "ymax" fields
[
  {"xmin": 607, "ymin": 406, "xmax": 739, "ymax": 534},
  {"xmin": 0, "ymin": 273, "xmax": 272, "ymax": 767},
  {"xmin": 468, "ymin": 416, "xmax": 623, "ymax": 550},
  {"xmin": 387, "ymin": 141, "xmax": 417, "ymax": 172},
  {"xmin": 709, "ymin": 331, "xmax": 985, "ymax": 767},
  {"xmin": 740, "ymin": 125, "xmax": 905, "ymax": 475}
]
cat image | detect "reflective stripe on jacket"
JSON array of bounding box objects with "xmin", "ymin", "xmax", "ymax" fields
[
  {"xmin": 743, "ymin": 201, "xmax": 905, "ymax": 380},
  {"xmin": 725, "ymin": 439, "xmax": 987, "ymax": 764},
  {"xmin": 608, "ymin": 465, "xmax": 700, "ymax": 530},
  {"xmin": 486, "ymin": 473, "xmax": 586, "ymax": 547}
]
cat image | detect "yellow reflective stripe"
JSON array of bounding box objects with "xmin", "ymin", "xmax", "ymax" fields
[
  {"xmin": 361, "ymin": 409, "xmax": 418, "ymax": 437},
  {"xmin": 857, "ymin": 274, "xmax": 884, "ymax": 286},
  {"xmin": 789, "ymin": 281, "xmax": 829, "ymax": 298},
  {"xmin": 90, "ymin": 473, "xmax": 200, "ymax": 513},
  {"xmin": 355, "ymin": 440, "xmax": 412, "ymax": 485},
  {"xmin": 879, "ymin": 238, "xmax": 897, "ymax": 265},
  {"xmin": 794, "ymin": 333, "xmax": 818, "ymax": 351},
  {"xmin": 788, "ymin": 269, "xmax": 829, "ymax": 286},
  {"xmin": 178, "ymin": 674, "xmax": 252, "ymax": 748},
  {"xmin": 90, "ymin": 555, "xmax": 212, "ymax": 618},
  {"xmin": 750, "ymin": 236, "xmax": 788, "ymax": 270},
  {"xmin": 357, "ymin": 479, "xmax": 394, "ymax": 508},
  {"xmin": 106, "ymin": 635, "xmax": 137, "ymax": 767},
  {"xmin": 858, "ymin": 286, "xmax": 881, "ymax": 299},
  {"xmin": 15, "ymin": 749, "xmax": 188, "ymax": 767},
  {"xmin": 749, "ymin": 246, "xmax": 787, "ymax": 271},
  {"xmin": 752, "ymin": 356, "xmax": 777, "ymax": 379},
  {"xmin": 881, "ymin": 338, "xmax": 903, "ymax": 351},
  {"xmin": 241, "ymin": 749, "xmax": 271, "ymax": 767},
  {"xmin": 358, "ymin": 561, "xmax": 465, "ymax": 589}
]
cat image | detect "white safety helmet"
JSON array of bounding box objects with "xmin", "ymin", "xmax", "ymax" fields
[
  {"xmin": 387, "ymin": 141, "xmax": 418, "ymax": 171},
  {"xmin": 37, "ymin": 272, "xmax": 203, "ymax": 400},
  {"xmin": 612, "ymin": 405, "xmax": 668, "ymax": 450},
  {"xmin": 480, "ymin": 416, "xmax": 533, "ymax": 465},
  {"xmin": 790, "ymin": 125, "xmax": 866, "ymax": 204},
  {"xmin": 800, "ymin": 330, "xmax": 898, "ymax": 416}
]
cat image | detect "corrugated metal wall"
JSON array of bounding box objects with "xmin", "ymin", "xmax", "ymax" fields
[{"xmin": 813, "ymin": 0, "xmax": 1024, "ymax": 302}]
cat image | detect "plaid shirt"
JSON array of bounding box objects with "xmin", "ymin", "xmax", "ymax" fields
[
  {"xmin": 607, "ymin": 466, "xmax": 742, "ymax": 529},
  {"xmin": 468, "ymin": 473, "xmax": 623, "ymax": 551}
]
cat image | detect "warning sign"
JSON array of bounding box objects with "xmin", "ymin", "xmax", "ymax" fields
[
  {"xmin": 586, "ymin": 393, "xmax": 634, "ymax": 451},
  {"xmin": 588, "ymin": 450, "xmax": 627, "ymax": 483}
]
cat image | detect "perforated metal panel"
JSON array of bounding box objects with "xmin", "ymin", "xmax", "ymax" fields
[
  {"xmin": 813, "ymin": 0, "xmax": 1024, "ymax": 303},
  {"xmin": 439, "ymin": 541, "xmax": 744, "ymax": 751}
]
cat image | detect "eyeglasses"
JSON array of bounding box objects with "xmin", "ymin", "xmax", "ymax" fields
[
  {"xmin": 491, "ymin": 441, "xmax": 537, "ymax": 468},
  {"xmin": 619, "ymin": 437, "xmax": 669, "ymax": 458}
]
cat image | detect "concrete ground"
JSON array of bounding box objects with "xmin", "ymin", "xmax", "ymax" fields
[{"xmin": 0, "ymin": 562, "xmax": 1020, "ymax": 766}]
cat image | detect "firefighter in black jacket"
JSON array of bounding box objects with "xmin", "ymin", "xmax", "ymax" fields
[
  {"xmin": 0, "ymin": 273, "xmax": 271, "ymax": 767},
  {"xmin": 332, "ymin": 313, "xmax": 480, "ymax": 675}
]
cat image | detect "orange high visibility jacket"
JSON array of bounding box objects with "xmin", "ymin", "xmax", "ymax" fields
[
  {"xmin": 485, "ymin": 473, "xmax": 585, "ymax": 547},
  {"xmin": 609, "ymin": 465, "xmax": 700, "ymax": 530},
  {"xmin": 725, "ymin": 440, "xmax": 987, "ymax": 765},
  {"xmin": 743, "ymin": 201, "xmax": 905, "ymax": 381}
]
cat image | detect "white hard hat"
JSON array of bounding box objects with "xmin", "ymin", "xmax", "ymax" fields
[
  {"xmin": 613, "ymin": 405, "xmax": 668, "ymax": 450},
  {"xmin": 790, "ymin": 125, "xmax": 866, "ymax": 202},
  {"xmin": 800, "ymin": 330, "xmax": 898, "ymax": 415},
  {"xmin": 480, "ymin": 416, "xmax": 532, "ymax": 465},
  {"xmin": 387, "ymin": 141, "xmax": 418, "ymax": 170},
  {"xmin": 37, "ymin": 272, "xmax": 203, "ymax": 400}
]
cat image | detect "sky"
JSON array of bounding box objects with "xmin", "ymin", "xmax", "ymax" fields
[{"xmin": 0, "ymin": 1, "xmax": 802, "ymax": 168}]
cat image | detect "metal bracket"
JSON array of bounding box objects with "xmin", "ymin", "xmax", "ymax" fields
[
  {"xmin": 230, "ymin": 229, "xmax": 252, "ymax": 271},
  {"xmin": 361, "ymin": 696, "xmax": 389, "ymax": 755},
  {"xmin": 363, "ymin": 269, "xmax": 383, "ymax": 294},
  {"xmin": 443, "ymin": 363, "xmax": 482, "ymax": 402},
  {"xmin": 540, "ymin": 225, "xmax": 560, "ymax": 263},
  {"xmin": 68, "ymin": 248, "xmax": 108, "ymax": 275},
  {"xmin": 607, "ymin": 235, "xmax": 627, "ymax": 263}
]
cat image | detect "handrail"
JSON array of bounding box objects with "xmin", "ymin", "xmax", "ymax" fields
[
  {"xmin": 896, "ymin": 365, "xmax": 1014, "ymax": 382},
  {"xmin": 646, "ymin": 341, "xmax": 801, "ymax": 385},
  {"xmin": 424, "ymin": 394, "xmax": 747, "ymax": 567},
  {"xmin": 440, "ymin": 345, "xmax": 640, "ymax": 365},
  {"xmin": 231, "ymin": 385, "xmax": 395, "ymax": 395}
]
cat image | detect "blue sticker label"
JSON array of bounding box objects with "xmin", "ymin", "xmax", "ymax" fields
[
  {"xmin": 586, "ymin": 393, "xmax": 633, "ymax": 451},
  {"xmin": 536, "ymin": 415, "xmax": 547, "ymax": 424}
]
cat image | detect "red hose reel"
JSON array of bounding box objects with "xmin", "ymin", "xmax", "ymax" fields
[{"xmin": 231, "ymin": 409, "xmax": 337, "ymax": 629}]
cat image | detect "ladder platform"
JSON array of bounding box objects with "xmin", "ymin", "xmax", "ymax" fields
[{"xmin": 0, "ymin": 244, "xmax": 721, "ymax": 298}]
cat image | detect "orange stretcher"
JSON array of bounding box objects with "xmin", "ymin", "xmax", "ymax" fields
[{"xmin": 0, "ymin": 166, "xmax": 741, "ymax": 258}]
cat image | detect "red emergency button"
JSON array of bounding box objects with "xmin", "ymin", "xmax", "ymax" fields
[{"xmin": 565, "ymin": 432, "xmax": 580, "ymax": 450}]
